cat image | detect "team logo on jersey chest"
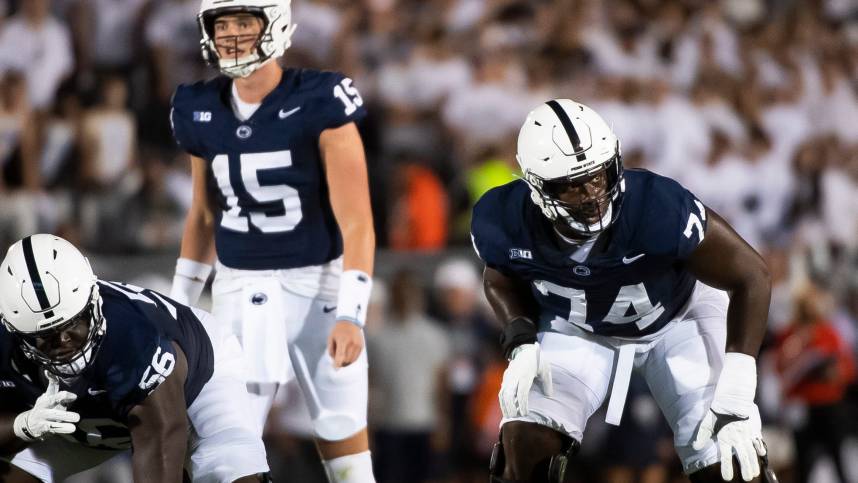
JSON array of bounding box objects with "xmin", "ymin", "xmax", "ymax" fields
[
  {"xmin": 236, "ymin": 125, "xmax": 253, "ymax": 139},
  {"xmin": 251, "ymin": 292, "xmax": 268, "ymax": 305},
  {"xmin": 573, "ymin": 265, "xmax": 591, "ymax": 276}
]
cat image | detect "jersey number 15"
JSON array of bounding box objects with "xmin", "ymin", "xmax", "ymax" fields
[{"xmin": 212, "ymin": 150, "xmax": 303, "ymax": 233}]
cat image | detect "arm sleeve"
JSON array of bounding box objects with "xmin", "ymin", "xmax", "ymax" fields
[{"xmin": 311, "ymin": 72, "xmax": 367, "ymax": 133}]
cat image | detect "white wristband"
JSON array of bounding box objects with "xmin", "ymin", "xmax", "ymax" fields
[
  {"xmin": 335, "ymin": 270, "xmax": 373, "ymax": 328},
  {"xmin": 713, "ymin": 352, "xmax": 757, "ymax": 407},
  {"xmin": 13, "ymin": 412, "xmax": 35, "ymax": 441},
  {"xmin": 170, "ymin": 258, "xmax": 212, "ymax": 306}
]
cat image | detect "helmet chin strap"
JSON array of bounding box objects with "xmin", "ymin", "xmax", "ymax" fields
[
  {"xmin": 558, "ymin": 203, "xmax": 613, "ymax": 237},
  {"xmin": 219, "ymin": 53, "xmax": 268, "ymax": 78}
]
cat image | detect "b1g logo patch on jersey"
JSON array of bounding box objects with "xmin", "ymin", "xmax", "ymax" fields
[
  {"xmin": 193, "ymin": 111, "xmax": 212, "ymax": 122},
  {"xmin": 509, "ymin": 248, "xmax": 533, "ymax": 260},
  {"xmin": 139, "ymin": 347, "xmax": 176, "ymax": 392}
]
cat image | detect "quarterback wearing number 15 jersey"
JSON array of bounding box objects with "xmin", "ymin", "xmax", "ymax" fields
[{"xmin": 170, "ymin": 68, "xmax": 366, "ymax": 270}]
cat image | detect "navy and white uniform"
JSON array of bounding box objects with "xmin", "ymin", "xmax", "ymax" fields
[
  {"xmin": 471, "ymin": 170, "xmax": 738, "ymax": 474},
  {"xmin": 0, "ymin": 281, "xmax": 268, "ymax": 483},
  {"xmin": 170, "ymin": 68, "xmax": 369, "ymax": 436}
]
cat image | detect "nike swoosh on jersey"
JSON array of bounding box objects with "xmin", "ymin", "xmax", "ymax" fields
[
  {"xmin": 87, "ymin": 388, "xmax": 107, "ymax": 396},
  {"xmin": 278, "ymin": 106, "xmax": 301, "ymax": 119},
  {"xmin": 323, "ymin": 305, "xmax": 337, "ymax": 313},
  {"xmin": 622, "ymin": 254, "xmax": 645, "ymax": 264}
]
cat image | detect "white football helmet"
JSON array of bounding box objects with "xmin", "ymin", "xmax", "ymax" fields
[
  {"xmin": 516, "ymin": 99, "xmax": 625, "ymax": 238},
  {"xmin": 198, "ymin": 0, "xmax": 298, "ymax": 78},
  {"xmin": 0, "ymin": 235, "xmax": 105, "ymax": 377}
]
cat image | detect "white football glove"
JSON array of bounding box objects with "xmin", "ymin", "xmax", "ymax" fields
[
  {"xmin": 13, "ymin": 376, "xmax": 80, "ymax": 442},
  {"xmin": 692, "ymin": 353, "xmax": 767, "ymax": 482},
  {"xmin": 499, "ymin": 342, "xmax": 554, "ymax": 418}
]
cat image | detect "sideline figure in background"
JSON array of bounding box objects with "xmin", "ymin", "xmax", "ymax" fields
[
  {"xmin": 0, "ymin": 234, "xmax": 269, "ymax": 482},
  {"xmin": 168, "ymin": 1, "xmax": 376, "ymax": 481},
  {"xmin": 471, "ymin": 99, "xmax": 778, "ymax": 483}
]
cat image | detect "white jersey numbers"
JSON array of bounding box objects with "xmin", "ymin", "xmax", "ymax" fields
[
  {"xmin": 333, "ymin": 77, "xmax": 364, "ymax": 116},
  {"xmin": 683, "ymin": 199, "xmax": 707, "ymax": 242},
  {"xmin": 534, "ymin": 280, "xmax": 664, "ymax": 332},
  {"xmin": 212, "ymin": 150, "xmax": 303, "ymax": 233}
]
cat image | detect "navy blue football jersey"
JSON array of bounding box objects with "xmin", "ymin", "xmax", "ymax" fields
[
  {"xmin": 471, "ymin": 170, "xmax": 709, "ymax": 337},
  {"xmin": 0, "ymin": 281, "xmax": 214, "ymax": 450},
  {"xmin": 170, "ymin": 68, "xmax": 367, "ymax": 270}
]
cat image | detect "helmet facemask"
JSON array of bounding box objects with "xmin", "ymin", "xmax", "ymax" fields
[
  {"xmin": 2, "ymin": 285, "xmax": 106, "ymax": 378},
  {"xmin": 525, "ymin": 153, "xmax": 625, "ymax": 240}
]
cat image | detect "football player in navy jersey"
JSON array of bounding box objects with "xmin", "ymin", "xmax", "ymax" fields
[
  {"xmin": 472, "ymin": 100, "xmax": 778, "ymax": 483},
  {"xmin": 0, "ymin": 234, "xmax": 269, "ymax": 482},
  {"xmin": 168, "ymin": 1, "xmax": 375, "ymax": 481}
]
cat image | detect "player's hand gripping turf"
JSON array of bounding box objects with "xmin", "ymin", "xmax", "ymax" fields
[
  {"xmin": 14, "ymin": 375, "xmax": 80, "ymax": 442},
  {"xmin": 499, "ymin": 342, "xmax": 553, "ymax": 418},
  {"xmin": 328, "ymin": 321, "xmax": 363, "ymax": 368},
  {"xmin": 692, "ymin": 353, "xmax": 766, "ymax": 482}
]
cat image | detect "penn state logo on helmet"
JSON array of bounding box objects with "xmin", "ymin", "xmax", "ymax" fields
[
  {"xmin": 0, "ymin": 235, "xmax": 106, "ymax": 377},
  {"xmin": 197, "ymin": 0, "xmax": 298, "ymax": 78},
  {"xmin": 516, "ymin": 99, "xmax": 625, "ymax": 239}
]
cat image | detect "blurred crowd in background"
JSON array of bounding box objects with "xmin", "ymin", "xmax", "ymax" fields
[{"xmin": 0, "ymin": 0, "xmax": 857, "ymax": 481}]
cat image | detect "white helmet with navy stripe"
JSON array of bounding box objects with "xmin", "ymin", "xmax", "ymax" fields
[
  {"xmin": 0, "ymin": 234, "xmax": 105, "ymax": 376},
  {"xmin": 198, "ymin": 0, "xmax": 298, "ymax": 78},
  {"xmin": 516, "ymin": 99, "xmax": 625, "ymax": 239}
]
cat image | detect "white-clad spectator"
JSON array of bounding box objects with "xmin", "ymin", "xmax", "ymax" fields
[
  {"xmin": 590, "ymin": 78, "xmax": 653, "ymax": 157},
  {"xmin": 378, "ymin": 40, "xmax": 470, "ymax": 112},
  {"xmin": 697, "ymin": 4, "xmax": 743, "ymax": 76},
  {"xmin": 404, "ymin": 34, "xmax": 472, "ymax": 110},
  {"xmin": 821, "ymin": 152, "xmax": 858, "ymax": 251},
  {"xmin": 681, "ymin": 132, "xmax": 755, "ymax": 230},
  {"xmin": 290, "ymin": 0, "xmax": 343, "ymax": 65},
  {"xmin": 813, "ymin": 54, "xmax": 858, "ymax": 144},
  {"xmin": 145, "ymin": 0, "xmax": 204, "ymax": 101},
  {"xmin": 81, "ymin": 75, "xmax": 136, "ymax": 187},
  {"xmin": 445, "ymin": 0, "xmax": 487, "ymax": 33},
  {"xmin": 72, "ymin": 0, "xmax": 149, "ymax": 71},
  {"xmin": 760, "ymin": 98, "xmax": 813, "ymax": 165},
  {"xmin": 367, "ymin": 268, "xmax": 452, "ymax": 483},
  {"xmin": 0, "ymin": 72, "xmax": 31, "ymax": 173},
  {"xmin": 0, "ymin": 0, "xmax": 74, "ymax": 110},
  {"xmin": 651, "ymin": 2, "xmax": 700, "ymax": 90},
  {"xmin": 745, "ymin": 127, "xmax": 796, "ymax": 245},
  {"xmin": 644, "ymin": 79, "xmax": 711, "ymax": 179},
  {"xmin": 442, "ymin": 54, "xmax": 532, "ymax": 154},
  {"xmin": 581, "ymin": 27, "xmax": 660, "ymax": 81}
]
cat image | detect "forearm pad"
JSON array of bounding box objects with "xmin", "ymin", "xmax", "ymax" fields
[{"xmin": 500, "ymin": 317, "xmax": 538, "ymax": 360}]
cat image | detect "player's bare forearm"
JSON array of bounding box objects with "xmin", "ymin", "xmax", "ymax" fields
[
  {"xmin": 179, "ymin": 155, "xmax": 217, "ymax": 264},
  {"xmin": 0, "ymin": 413, "xmax": 27, "ymax": 456},
  {"xmin": 320, "ymin": 122, "xmax": 375, "ymax": 275},
  {"xmin": 128, "ymin": 344, "xmax": 189, "ymax": 482},
  {"xmin": 483, "ymin": 266, "xmax": 538, "ymax": 327},
  {"xmin": 685, "ymin": 209, "xmax": 771, "ymax": 357}
]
